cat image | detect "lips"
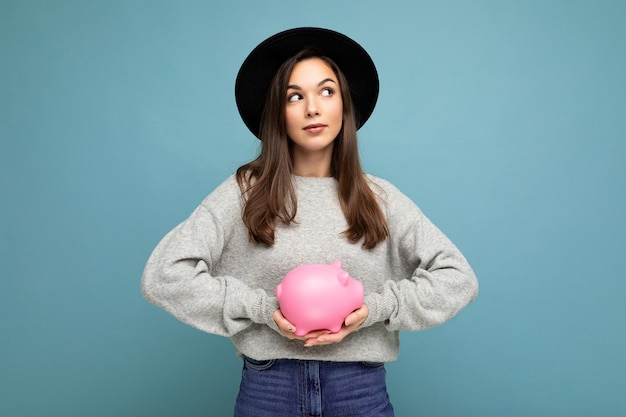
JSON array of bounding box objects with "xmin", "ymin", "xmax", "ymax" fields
[{"xmin": 303, "ymin": 123, "xmax": 327, "ymax": 134}]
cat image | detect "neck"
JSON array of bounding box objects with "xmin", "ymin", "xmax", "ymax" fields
[
  {"xmin": 293, "ymin": 165, "xmax": 332, "ymax": 178},
  {"xmin": 291, "ymin": 148, "xmax": 333, "ymax": 178}
]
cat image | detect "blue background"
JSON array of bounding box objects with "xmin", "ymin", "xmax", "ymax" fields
[{"xmin": 2, "ymin": 1, "xmax": 625, "ymax": 416}]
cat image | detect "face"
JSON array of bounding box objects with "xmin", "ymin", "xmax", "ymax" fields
[{"xmin": 285, "ymin": 58, "xmax": 343, "ymax": 160}]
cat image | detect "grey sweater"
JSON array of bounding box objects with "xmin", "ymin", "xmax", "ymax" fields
[{"xmin": 141, "ymin": 174, "xmax": 478, "ymax": 362}]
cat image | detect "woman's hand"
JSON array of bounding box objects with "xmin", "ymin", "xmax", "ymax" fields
[
  {"xmin": 304, "ymin": 304, "xmax": 369, "ymax": 347},
  {"xmin": 272, "ymin": 304, "xmax": 369, "ymax": 347},
  {"xmin": 272, "ymin": 309, "xmax": 330, "ymax": 341}
]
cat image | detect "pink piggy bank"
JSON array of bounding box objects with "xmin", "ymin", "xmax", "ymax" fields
[{"xmin": 275, "ymin": 260, "xmax": 364, "ymax": 336}]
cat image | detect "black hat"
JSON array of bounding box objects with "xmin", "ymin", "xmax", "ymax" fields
[{"xmin": 235, "ymin": 27, "xmax": 379, "ymax": 139}]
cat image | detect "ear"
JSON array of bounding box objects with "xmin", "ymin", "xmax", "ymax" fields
[
  {"xmin": 337, "ymin": 271, "xmax": 350, "ymax": 286},
  {"xmin": 332, "ymin": 260, "xmax": 342, "ymax": 268}
]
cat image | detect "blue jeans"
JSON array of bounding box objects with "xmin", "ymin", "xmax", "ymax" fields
[{"xmin": 234, "ymin": 356, "xmax": 394, "ymax": 417}]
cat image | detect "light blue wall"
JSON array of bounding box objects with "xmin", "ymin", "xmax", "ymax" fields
[{"xmin": 2, "ymin": 1, "xmax": 625, "ymax": 416}]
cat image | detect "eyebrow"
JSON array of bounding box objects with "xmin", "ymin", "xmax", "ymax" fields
[{"xmin": 287, "ymin": 78, "xmax": 336, "ymax": 90}]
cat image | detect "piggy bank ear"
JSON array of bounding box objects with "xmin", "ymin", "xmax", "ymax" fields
[
  {"xmin": 332, "ymin": 260, "xmax": 342, "ymax": 269},
  {"xmin": 337, "ymin": 271, "xmax": 350, "ymax": 286}
]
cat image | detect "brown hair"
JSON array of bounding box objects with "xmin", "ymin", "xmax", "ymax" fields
[{"xmin": 236, "ymin": 49, "xmax": 389, "ymax": 249}]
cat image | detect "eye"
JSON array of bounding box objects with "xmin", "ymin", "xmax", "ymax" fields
[
  {"xmin": 321, "ymin": 87, "xmax": 334, "ymax": 97},
  {"xmin": 287, "ymin": 92, "xmax": 303, "ymax": 102}
]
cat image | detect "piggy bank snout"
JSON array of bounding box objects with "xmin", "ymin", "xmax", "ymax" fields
[{"xmin": 275, "ymin": 283, "xmax": 283, "ymax": 298}]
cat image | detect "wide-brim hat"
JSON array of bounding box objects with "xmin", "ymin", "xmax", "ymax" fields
[{"xmin": 235, "ymin": 27, "xmax": 379, "ymax": 139}]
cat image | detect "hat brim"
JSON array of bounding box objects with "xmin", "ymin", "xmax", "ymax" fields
[{"xmin": 235, "ymin": 27, "xmax": 379, "ymax": 139}]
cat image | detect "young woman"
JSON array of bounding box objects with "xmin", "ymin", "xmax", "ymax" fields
[{"xmin": 142, "ymin": 27, "xmax": 478, "ymax": 417}]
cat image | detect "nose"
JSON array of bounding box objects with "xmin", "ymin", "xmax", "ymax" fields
[{"xmin": 306, "ymin": 97, "xmax": 319, "ymax": 118}]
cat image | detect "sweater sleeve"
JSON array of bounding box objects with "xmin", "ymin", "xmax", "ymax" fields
[
  {"xmin": 363, "ymin": 184, "xmax": 478, "ymax": 332},
  {"xmin": 141, "ymin": 202, "xmax": 279, "ymax": 337}
]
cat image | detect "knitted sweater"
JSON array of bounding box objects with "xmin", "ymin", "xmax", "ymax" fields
[{"xmin": 141, "ymin": 174, "xmax": 478, "ymax": 362}]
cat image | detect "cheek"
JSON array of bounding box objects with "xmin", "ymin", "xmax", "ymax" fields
[
  {"xmin": 332, "ymin": 102, "xmax": 344, "ymax": 124},
  {"xmin": 285, "ymin": 109, "xmax": 298, "ymax": 134},
  {"xmin": 329, "ymin": 104, "xmax": 344, "ymax": 138}
]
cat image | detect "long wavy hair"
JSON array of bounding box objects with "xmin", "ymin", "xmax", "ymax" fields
[{"xmin": 236, "ymin": 49, "xmax": 389, "ymax": 249}]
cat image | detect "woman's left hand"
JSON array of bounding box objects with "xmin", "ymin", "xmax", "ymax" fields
[{"xmin": 303, "ymin": 304, "xmax": 369, "ymax": 347}]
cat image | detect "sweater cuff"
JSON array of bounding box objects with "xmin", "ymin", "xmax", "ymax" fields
[
  {"xmin": 264, "ymin": 296, "xmax": 281, "ymax": 332},
  {"xmin": 253, "ymin": 291, "xmax": 279, "ymax": 325},
  {"xmin": 232, "ymin": 287, "xmax": 279, "ymax": 325},
  {"xmin": 363, "ymin": 290, "xmax": 397, "ymax": 328}
]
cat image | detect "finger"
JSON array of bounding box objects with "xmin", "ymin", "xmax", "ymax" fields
[
  {"xmin": 302, "ymin": 330, "xmax": 331, "ymax": 339},
  {"xmin": 272, "ymin": 310, "xmax": 298, "ymax": 337},
  {"xmin": 344, "ymin": 311, "xmax": 362, "ymax": 327},
  {"xmin": 305, "ymin": 332, "xmax": 343, "ymax": 347},
  {"xmin": 345, "ymin": 305, "xmax": 368, "ymax": 327},
  {"xmin": 276, "ymin": 316, "xmax": 295, "ymax": 333}
]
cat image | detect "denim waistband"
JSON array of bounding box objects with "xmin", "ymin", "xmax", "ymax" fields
[{"xmin": 235, "ymin": 356, "xmax": 394, "ymax": 417}]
